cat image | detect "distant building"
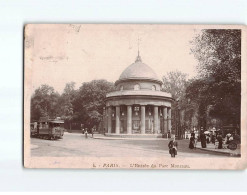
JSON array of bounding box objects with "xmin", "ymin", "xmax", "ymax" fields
[{"xmin": 103, "ymin": 52, "xmax": 173, "ymax": 138}]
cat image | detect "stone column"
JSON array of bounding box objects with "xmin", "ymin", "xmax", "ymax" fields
[
  {"xmin": 163, "ymin": 107, "xmax": 168, "ymax": 134},
  {"xmin": 158, "ymin": 110, "xmax": 161, "ymax": 134},
  {"xmin": 154, "ymin": 106, "xmax": 159, "ymax": 134},
  {"xmin": 107, "ymin": 107, "xmax": 112, "ymax": 133},
  {"xmin": 115, "ymin": 106, "xmax": 120, "ymax": 134},
  {"xmin": 141, "ymin": 105, "xmax": 146, "ymax": 134},
  {"xmin": 168, "ymin": 107, "xmax": 171, "ymax": 133},
  {"xmin": 127, "ymin": 105, "xmax": 132, "ymax": 134}
]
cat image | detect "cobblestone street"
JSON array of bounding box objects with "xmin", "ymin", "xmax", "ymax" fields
[{"xmin": 31, "ymin": 133, "xmax": 232, "ymax": 158}]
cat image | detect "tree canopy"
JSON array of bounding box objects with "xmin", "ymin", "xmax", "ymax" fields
[
  {"xmin": 31, "ymin": 84, "xmax": 60, "ymax": 121},
  {"xmin": 188, "ymin": 29, "xmax": 241, "ymax": 127},
  {"xmin": 162, "ymin": 70, "xmax": 188, "ymax": 101},
  {"xmin": 31, "ymin": 80, "xmax": 114, "ymax": 130},
  {"xmin": 73, "ymin": 79, "xmax": 115, "ymax": 128}
]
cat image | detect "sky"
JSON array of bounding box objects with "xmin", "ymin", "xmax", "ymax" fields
[{"xmin": 26, "ymin": 24, "xmax": 200, "ymax": 94}]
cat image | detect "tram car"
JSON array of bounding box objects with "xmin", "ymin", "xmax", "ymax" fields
[{"xmin": 31, "ymin": 117, "xmax": 65, "ymax": 140}]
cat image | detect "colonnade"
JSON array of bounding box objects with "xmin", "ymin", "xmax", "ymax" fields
[{"xmin": 107, "ymin": 105, "xmax": 171, "ymax": 134}]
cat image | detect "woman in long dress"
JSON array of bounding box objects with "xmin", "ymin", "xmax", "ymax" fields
[
  {"xmin": 201, "ymin": 133, "xmax": 207, "ymax": 148},
  {"xmin": 189, "ymin": 135, "xmax": 195, "ymax": 149},
  {"xmin": 194, "ymin": 135, "xmax": 198, "ymax": 149}
]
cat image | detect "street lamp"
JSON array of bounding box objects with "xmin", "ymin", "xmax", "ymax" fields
[{"xmin": 175, "ymin": 98, "xmax": 181, "ymax": 140}]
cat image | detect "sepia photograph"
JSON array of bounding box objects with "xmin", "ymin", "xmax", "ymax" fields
[{"xmin": 24, "ymin": 24, "xmax": 246, "ymax": 169}]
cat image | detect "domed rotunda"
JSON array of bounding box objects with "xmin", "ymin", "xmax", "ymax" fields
[{"xmin": 104, "ymin": 53, "xmax": 173, "ymax": 138}]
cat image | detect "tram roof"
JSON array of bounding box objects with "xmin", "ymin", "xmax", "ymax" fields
[{"xmin": 49, "ymin": 120, "xmax": 64, "ymax": 124}]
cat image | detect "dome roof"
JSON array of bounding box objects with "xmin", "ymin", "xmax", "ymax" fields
[{"xmin": 116, "ymin": 54, "xmax": 162, "ymax": 85}]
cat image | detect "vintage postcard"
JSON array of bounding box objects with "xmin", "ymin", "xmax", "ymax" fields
[{"xmin": 24, "ymin": 24, "xmax": 247, "ymax": 169}]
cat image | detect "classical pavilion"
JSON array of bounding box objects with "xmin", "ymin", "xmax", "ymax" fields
[{"xmin": 103, "ymin": 52, "xmax": 173, "ymax": 138}]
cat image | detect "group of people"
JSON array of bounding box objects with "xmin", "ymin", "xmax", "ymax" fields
[
  {"xmin": 188, "ymin": 131, "xmax": 219, "ymax": 149},
  {"xmin": 188, "ymin": 131, "xmax": 218, "ymax": 149},
  {"xmin": 81, "ymin": 128, "xmax": 94, "ymax": 139},
  {"xmin": 188, "ymin": 130, "xmax": 240, "ymax": 150},
  {"xmin": 225, "ymin": 132, "xmax": 240, "ymax": 144}
]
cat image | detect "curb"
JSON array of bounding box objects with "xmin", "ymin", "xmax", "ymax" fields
[{"xmin": 196, "ymin": 147, "xmax": 241, "ymax": 157}]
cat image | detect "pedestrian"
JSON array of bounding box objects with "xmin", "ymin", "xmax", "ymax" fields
[
  {"xmin": 168, "ymin": 137, "xmax": 178, "ymax": 158},
  {"xmin": 189, "ymin": 135, "xmax": 195, "ymax": 149},
  {"xmin": 233, "ymin": 133, "xmax": 240, "ymax": 142},
  {"xmin": 191, "ymin": 131, "xmax": 195, "ymax": 138},
  {"xmin": 226, "ymin": 133, "xmax": 231, "ymax": 144},
  {"xmin": 168, "ymin": 131, "xmax": 171, "ymax": 139},
  {"xmin": 212, "ymin": 134, "xmax": 216, "ymax": 144},
  {"xmin": 194, "ymin": 135, "xmax": 198, "ymax": 149},
  {"xmin": 91, "ymin": 128, "xmax": 94, "ymax": 138},
  {"xmin": 217, "ymin": 134, "xmax": 223, "ymax": 149},
  {"xmin": 229, "ymin": 135, "xmax": 234, "ymax": 142},
  {"xmin": 201, "ymin": 133, "xmax": 207, "ymax": 148},
  {"xmin": 206, "ymin": 135, "xmax": 210, "ymax": 144},
  {"xmin": 81, "ymin": 124, "xmax": 83, "ymax": 133},
  {"xmin": 85, "ymin": 128, "xmax": 88, "ymax": 139}
]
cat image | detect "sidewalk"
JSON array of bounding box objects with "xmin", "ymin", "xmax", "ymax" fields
[{"xmin": 196, "ymin": 142, "xmax": 241, "ymax": 157}]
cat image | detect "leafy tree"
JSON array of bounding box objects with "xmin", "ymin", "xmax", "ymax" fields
[
  {"xmin": 162, "ymin": 70, "xmax": 188, "ymax": 100},
  {"xmin": 31, "ymin": 84, "xmax": 60, "ymax": 121},
  {"xmin": 189, "ymin": 29, "xmax": 241, "ymax": 128},
  {"xmin": 185, "ymin": 78, "xmax": 208, "ymax": 130},
  {"xmin": 30, "ymin": 80, "xmax": 115, "ymax": 131},
  {"xmin": 162, "ymin": 71, "xmax": 189, "ymax": 134},
  {"xmin": 73, "ymin": 79, "xmax": 115, "ymax": 128},
  {"xmin": 58, "ymin": 82, "xmax": 77, "ymax": 129},
  {"xmin": 191, "ymin": 29, "xmax": 241, "ymax": 82}
]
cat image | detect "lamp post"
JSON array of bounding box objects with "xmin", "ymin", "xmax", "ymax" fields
[
  {"xmin": 178, "ymin": 107, "xmax": 181, "ymax": 139},
  {"xmin": 175, "ymin": 98, "xmax": 181, "ymax": 140},
  {"xmin": 102, "ymin": 107, "xmax": 106, "ymax": 134}
]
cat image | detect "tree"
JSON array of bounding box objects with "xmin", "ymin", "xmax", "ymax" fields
[
  {"xmin": 73, "ymin": 79, "xmax": 115, "ymax": 129},
  {"xmin": 162, "ymin": 70, "xmax": 188, "ymax": 100},
  {"xmin": 191, "ymin": 29, "xmax": 241, "ymax": 82},
  {"xmin": 58, "ymin": 82, "xmax": 76, "ymax": 130},
  {"xmin": 30, "ymin": 80, "xmax": 115, "ymax": 131},
  {"xmin": 190, "ymin": 29, "xmax": 241, "ymax": 128},
  {"xmin": 162, "ymin": 71, "xmax": 189, "ymax": 135},
  {"xmin": 31, "ymin": 84, "xmax": 60, "ymax": 121},
  {"xmin": 185, "ymin": 78, "xmax": 208, "ymax": 130}
]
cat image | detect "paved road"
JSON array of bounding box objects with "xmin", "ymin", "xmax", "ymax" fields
[{"xmin": 31, "ymin": 133, "xmax": 228, "ymax": 157}]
